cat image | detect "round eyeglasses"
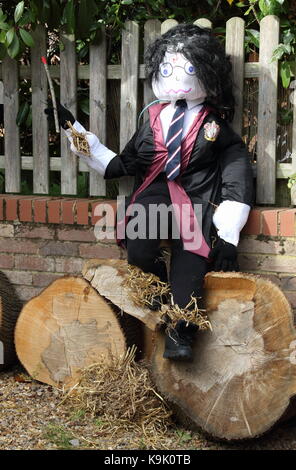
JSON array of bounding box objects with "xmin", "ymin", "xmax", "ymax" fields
[{"xmin": 159, "ymin": 62, "xmax": 197, "ymax": 78}]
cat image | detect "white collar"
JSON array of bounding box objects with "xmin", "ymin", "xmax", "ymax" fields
[{"xmin": 171, "ymin": 98, "xmax": 205, "ymax": 111}]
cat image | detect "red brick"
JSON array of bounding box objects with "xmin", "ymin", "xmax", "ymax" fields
[
  {"xmin": 57, "ymin": 227, "xmax": 96, "ymax": 242},
  {"xmin": 14, "ymin": 225, "xmax": 55, "ymax": 239},
  {"xmin": 19, "ymin": 198, "xmax": 33, "ymax": 222},
  {"xmin": 91, "ymin": 199, "xmax": 117, "ymax": 226},
  {"xmin": 39, "ymin": 240, "xmax": 79, "ymax": 256},
  {"xmin": 241, "ymin": 209, "xmax": 262, "ymax": 235},
  {"xmin": 15, "ymin": 285, "xmax": 43, "ymax": 302},
  {"xmin": 0, "ymin": 238, "xmax": 40, "ymax": 254},
  {"xmin": 238, "ymin": 253, "xmax": 296, "ymax": 274},
  {"xmin": 5, "ymin": 196, "xmax": 18, "ymax": 221},
  {"xmin": 48, "ymin": 199, "xmax": 62, "ymax": 224},
  {"xmin": 0, "ymin": 197, "xmax": 4, "ymax": 220},
  {"xmin": 238, "ymin": 237, "xmax": 296, "ymax": 256},
  {"xmin": 62, "ymin": 199, "xmax": 76, "ymax": 225},
  {"xmin": 284, "ymin": 291, "xmax": 296, "ymax": 309},
  {"xmin": 280, "ymin": 276, "xmax": 296, "ymax": 291},
  {"xmin": 2, "ymin": 269, "xmax": 33, "ymax": 285},
  {"xmin": 261, "ymin": 209, "xmax": 282, "ymax": 236},
  {"xmin": 14, "ymin": 254, "xmax": 55, "ymax": 272},
  {"xmin": 34, "ymin": 198, "xmax": 47, "ymax": 223},
  {"xmin": 76, "ymin": 200, "xmax": 90, "ymax": 225},
  {"xmin": 32, "ymin": 272, "xmax": 62, "ymax": 287},
  {"xmin": 0, "ymin": 254, "xmax": 14, "ymax": 269},
  {"xmin": 55, "ymin": 256, "xmax": 84, "ymax": 274},
  {"xmin": 79, "ymin": 243, "xmax": 121, "ymax": 259},
  {"xmin": 279, "ymin": 209, "xmax": 296, "ymax": 237}
]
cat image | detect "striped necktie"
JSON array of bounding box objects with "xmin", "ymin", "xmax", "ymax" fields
[{"xmin": 165, "ymin": 99, "xmax": 187, "ymax": 181}]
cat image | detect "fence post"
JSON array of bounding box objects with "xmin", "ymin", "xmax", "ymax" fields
[
  {"xmin": 60, "ymin": 33, "xmax": 77, "ymax": 195},
  {"xmin": 143, "ymin": 19, "xmax": 161, "ymax": 119},
  {"xmin": 225, "ymin": 17, "xmax": 245, "ymax": 136},
  {"xmin": 161, "ymin": 19, "xmax": 178, "ymax": 35},
  {"xmin": 89, "ymin": 27, "xmax": 107, "ymax": 197},
  {"xmin": 3, "ymin": 55, "xmax": 20, "ymax": 193},
  {"xmin": 32, "ymin": 25, "xmax": 49, "ymax": 194},
  {"xmin": 257, "ymin": 15, "xmax": 280, "ymax": 204},
  {"xmin": 193, "ymin": 18, "xmax": 212, "ymax": 29},
  {"xmin": 119, "ymin": 21, "xmax": 139, "ymax": 196}
]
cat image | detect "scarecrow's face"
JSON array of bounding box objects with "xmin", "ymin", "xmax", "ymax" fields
[{"xmin": 152, "ymin": 50, "xmax": 207, "ymax": 103}]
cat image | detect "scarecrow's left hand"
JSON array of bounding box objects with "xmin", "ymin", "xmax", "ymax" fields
[{"xmin": 209, "ymin": 237, "xmax": 239, "ymax": 272}]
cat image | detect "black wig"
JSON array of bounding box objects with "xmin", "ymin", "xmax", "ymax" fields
[{"xmin": 144, "ymin": 24, "xmax": 235, "ymax": 121}]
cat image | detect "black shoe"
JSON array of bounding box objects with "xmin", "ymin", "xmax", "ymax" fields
[{"xmin": 163, "ymin": 320, "xmax": 198, "ymax": 362}]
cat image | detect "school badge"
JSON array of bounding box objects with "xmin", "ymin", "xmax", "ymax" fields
[{"xmin": 204, "ymin": 121, "xmax": 220, "ymax": 142}]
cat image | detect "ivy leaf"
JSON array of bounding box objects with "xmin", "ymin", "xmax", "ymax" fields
[
  {"xmin": 280, "ymin": 62, "xmax": 292, "ymax": 88},
  {"xmin": 14, "ymin": 1, "xmax": 25, "ymax": 23},
  {"xmin": 246, "ymin": 28, "xmax": 260, "ymax": 48},
  {"xmin": 64, "ymin": 0, "xmax": 75, "ymax": 34},
  {"xmin": 6, "ymin": 27, "xmax": 15, "ymax": 47},
  {"xmin": 122, "ymin": 0, "xmax": 134, "ymax": 4},
  {"xmin": 19, "ymin": 28, "xmax": 35, "ymax": 47},
  {"xmin": 7, "ymin": 33, "xmax": 20, "ymax": 58},
  {"xmin": 0, "ymin": 30, "xmax": 6, "ymax": 43},
  {"xmin": 16, "ymin": 101, "xmax": 30, "ymax": 126}
]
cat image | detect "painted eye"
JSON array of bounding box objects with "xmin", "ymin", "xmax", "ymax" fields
[
  {"xmin": 184, "ymin": 62, "xmax": 196, "ymax": 75},
  {"xmin": 160, "ymin": 63, "xmax": 173, "ymax": 77}
]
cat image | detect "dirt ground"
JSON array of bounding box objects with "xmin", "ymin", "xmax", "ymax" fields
[{"xmin": 1, "ymin": 365, "xmax": 296, "ymax": 450}]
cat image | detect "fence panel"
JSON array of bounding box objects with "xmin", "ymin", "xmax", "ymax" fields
[
  {"xmin": 60, "ymin": 33, "xmax": 77, "ymax": 195},
  {"xmin": 0, "ymin": 15, "xmax": 294, "ymax": 204},
  {"xmin": 89, "ymin": 27, "xmax": 107, "ymax": 197},
  {"xmin": 31, "ymin": 25, "xmax": 49, "ymax": 194},
  {"xmin": 3, "ymin": 55, "xmax": 20, "ymax": 193},
  {"xmin": 257, "ymin": 15, "xmax": 280, "ymax": 204},
  {"xmin": 225, "ymin": 17, "xmax": 245, "ymax": 136},
  {"xmin": 119, "ymin": 20, "xmax": 139, "ymax": 196}
]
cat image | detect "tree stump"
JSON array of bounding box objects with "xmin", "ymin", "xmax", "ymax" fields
[
  {"xmin": 0, "ymin": 272, "xmax": 22, "ymax": 371},
  {"xmin": 14, "ymin": 276, "xmax": 128, "ymax": 388},
  {"xmin": 150, "ymin": 272, "xmax": 296, "ymax": 440}
]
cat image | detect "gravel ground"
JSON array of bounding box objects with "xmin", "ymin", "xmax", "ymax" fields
[{"xmin": 1, "ymin": 365, "xmax": 296, "ymax": 451}]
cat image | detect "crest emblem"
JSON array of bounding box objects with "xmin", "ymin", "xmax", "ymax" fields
[{"xmin": 204, "ymin": 121, "xmax": 220, "ymax": 142}]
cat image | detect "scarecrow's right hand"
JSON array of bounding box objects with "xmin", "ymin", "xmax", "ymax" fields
[{"xmin": 44, "ymin": 101, "xmax": 75, "ymax": 130}]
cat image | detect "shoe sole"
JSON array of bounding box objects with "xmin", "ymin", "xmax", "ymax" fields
[{"xmin": 163, "ymin": 351, "xmax": 193, "ymax": 362}]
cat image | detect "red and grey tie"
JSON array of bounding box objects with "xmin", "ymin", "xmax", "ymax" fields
[{"xmin": 165, "ymin": 99, "xmax": 187, "ymax": 181}]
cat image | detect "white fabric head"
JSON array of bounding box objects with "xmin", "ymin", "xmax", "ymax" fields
[{"xmin": 152, "ymin": 51, "xmax": 207, "ymax": 103}]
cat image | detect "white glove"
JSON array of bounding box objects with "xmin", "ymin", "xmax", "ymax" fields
[
  {"xmin": 64, "ymin": 121, "xmax": 116, "ymax": 176},
  {"xmin": 213, "ymin": 200, "xmax": 251, "ymax": 246}
]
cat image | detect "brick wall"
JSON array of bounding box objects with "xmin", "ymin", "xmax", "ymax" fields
[{"xmin": 0, "ymin": 195, "xmax": 295, "ymax": 313}]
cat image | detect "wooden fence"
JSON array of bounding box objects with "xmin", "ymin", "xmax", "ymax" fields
[{"xmin": 0, "ymin": 15, "xmax": 295, "ymax": 204}]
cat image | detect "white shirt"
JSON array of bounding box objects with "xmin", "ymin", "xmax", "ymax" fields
[{"xmin": 65, "ymin": 99, "xmax": 250, "ymax": 246}]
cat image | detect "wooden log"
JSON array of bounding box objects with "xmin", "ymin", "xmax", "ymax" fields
[
  {"xmin": 0, "ymin": 272, "xmax": 22, "ymax": 371},
  {"xmin": 82, "ymin": 260, "xmax": 296, "ymax": 439},
  {"xmin": 150, "ymin": 271, "xmax": 296, "ymax": 440},
  {"xmin": 14, "ymin": 277, "xmax": 129, "ymax": 388},
  {"xmin": 82, "ymin": 259, "xmax": 162, "ymax": 331}
]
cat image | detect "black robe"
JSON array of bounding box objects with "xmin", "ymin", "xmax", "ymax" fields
[{"xmin": 104, "ymin": 110, "xmax": 254, "ymax": 248}]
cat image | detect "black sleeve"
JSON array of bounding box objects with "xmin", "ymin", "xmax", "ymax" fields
[
  {"xmin": 215, "ymin": 120, "xmax": 254, "ymax": 207},
  {"xmin": 104, "ymin": 130, "xmax": 139, "ymax": 180}
]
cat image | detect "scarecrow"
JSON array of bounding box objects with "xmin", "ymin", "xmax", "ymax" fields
[{"xmin": 46, "ymin": 24, "xmax": 253, "ymax": 362}]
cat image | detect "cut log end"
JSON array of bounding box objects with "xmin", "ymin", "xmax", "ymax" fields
[
  {"xmin": 150, "ymin": 271, "xmax": 296, "ymax": 440},
  {"xmin": 14, "ymin": 277, "xmax": 128, "ymax": 388}
]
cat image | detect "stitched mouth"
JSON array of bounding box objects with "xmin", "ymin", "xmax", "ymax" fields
[{"xmin": 165, "ymin": 88, "xmax": 192, "ymax": 94}]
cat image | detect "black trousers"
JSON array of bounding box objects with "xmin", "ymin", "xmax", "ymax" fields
[{"xmin": 126, "ymin": 182, "xmax": 210, "ymax": 309}]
